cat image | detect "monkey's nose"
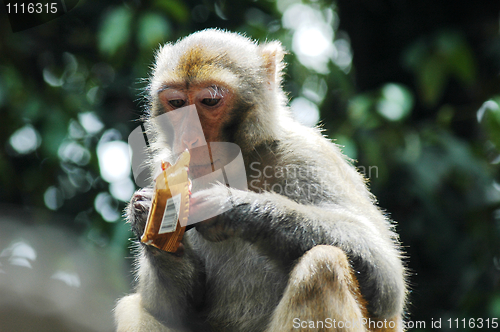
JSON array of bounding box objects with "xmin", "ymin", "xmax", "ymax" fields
[
  {"xmin": 172, "ymin": 137, "xmax": 202, "ymax": 155},
  {"xmin": 183, "ymin": 137, "xmax": 201, "ymax": 150}
]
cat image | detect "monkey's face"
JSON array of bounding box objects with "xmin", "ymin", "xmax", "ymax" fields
[{"xmin": 155, "ymin": 83, "xmax": 235, "ymax": 178}]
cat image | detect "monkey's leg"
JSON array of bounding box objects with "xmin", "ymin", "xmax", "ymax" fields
[
  {"xmin": 265, "ymin": 245, "xmax": 367, "ymax": 332},
  {"xmin": 265, "ymin": 245, "xmax": 402, "ymax": 332}
]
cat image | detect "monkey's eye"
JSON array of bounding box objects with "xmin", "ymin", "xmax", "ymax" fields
[
  {"xmin": 201, "ymin": 98, "xmax": 220, "ymax": 107},
  {"xmin": 169, "ymin": 99, "xmax": 186, "ymax": 108}
]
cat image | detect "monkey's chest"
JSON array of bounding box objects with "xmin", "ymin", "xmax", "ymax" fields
[{"xmin": 196, "ymin": 236, "xmax": 287, "ymax": 332}]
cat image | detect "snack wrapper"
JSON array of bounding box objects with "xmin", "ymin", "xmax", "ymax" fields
[{"xmin": 141, "ymin": 150, "xmax": 191, "ymax": 252}]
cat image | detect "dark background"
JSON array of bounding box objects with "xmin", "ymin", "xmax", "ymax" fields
[{"xmin": 1, "ymin": 0, "xmax": 500, "ymax": 331}]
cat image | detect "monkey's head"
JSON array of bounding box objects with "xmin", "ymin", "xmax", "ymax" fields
[{"xmin": 147, "ymin": 29, "xmax": 289, "ymax": 156}]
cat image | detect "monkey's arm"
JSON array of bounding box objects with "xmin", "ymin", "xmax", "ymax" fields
[
  {"xmin": 192, "ymin": 186, "xmax": 405, "ymax": 319},
  {"xmin": 126, "ymin": 188, "xmax": 207, "ymax": 330}
]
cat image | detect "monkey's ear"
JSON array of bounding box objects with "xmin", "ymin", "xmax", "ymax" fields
[{"xmin": 260, "ymin": 41, "xmax": 285, "ymax": 85}]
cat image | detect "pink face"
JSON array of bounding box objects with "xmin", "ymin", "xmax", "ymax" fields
[{"xmin": 157, "ymin": 84, "xmax": 234, "ymax": 178}]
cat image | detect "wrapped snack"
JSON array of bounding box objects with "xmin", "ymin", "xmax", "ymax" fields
[{"xmin": 141, "ymin": 150, "xmax": 191, "ymax": 252}]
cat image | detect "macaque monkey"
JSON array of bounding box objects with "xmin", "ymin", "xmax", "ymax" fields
[{"xmin": 115, "ymin": 29, "xmax": 407, "ymax": 332}]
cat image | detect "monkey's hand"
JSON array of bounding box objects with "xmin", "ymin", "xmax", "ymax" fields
[
  {"xmin": 129, "ymin": 185, "xmax": 237, "ymax": 243},
  {"xmin": 189, "ymin": 185, "xmax": 245, "ymax": 242},
  {"xmin": 127, "ymin": 187, "xmax": 154, "ymax": 239},
  {"xmin": 127, "ymin": 187, "xmax": 190, "ymax": 257}
]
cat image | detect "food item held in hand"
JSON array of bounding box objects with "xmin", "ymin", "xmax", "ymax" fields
[{"xmin": 141, "ymin": 150, "xmax": 191, "ymax": 252}]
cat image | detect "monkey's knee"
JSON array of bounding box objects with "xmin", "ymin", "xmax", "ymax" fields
[
  {"xmin": 292, "ymin": 245, "xmax": 368, "ymax": 317},
  {"xmin": 115, "ymin": 293, "xmax": 171, "ymax": 332},
  {"xmin": 291, "ymin": 245, "xmax": 358, "ymax": 292},
  {"xmin": 289, "ymin": 246, "xmax": 403, "ymax": 332},
  {"xmin": 266, "ymin": 245, "xmax": 368, "ymax": 332}
]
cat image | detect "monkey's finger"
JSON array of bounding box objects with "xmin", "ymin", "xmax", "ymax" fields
[
  {"xmin": 187, "ymin": 188, "xmax": 232, "ymax": 226},
  {"xmin": 131, "ymin": 187, "xmax": 153, "ymax": 206}
]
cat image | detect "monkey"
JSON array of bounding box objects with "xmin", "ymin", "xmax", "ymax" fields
[{"xmin": 115, "ymin": 29, "xmax": 407, "ymax": 332}]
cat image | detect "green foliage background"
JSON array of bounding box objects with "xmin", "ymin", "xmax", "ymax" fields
[{"xmin": 1, "ymin": 0, "xmax": 500, "ymax": 330}]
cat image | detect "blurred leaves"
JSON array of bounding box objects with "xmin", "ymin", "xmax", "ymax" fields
[
  {"xmin": 347, "ymin": 83, "xmax": 413, "ymax": 129},
  {"xmin": 376, "ymin": 83, "xmax": 413, "ymax": 121},
  {"xmin": 138, "ymin": 13, "xmax": 171, "ymax": 49},
  {"xmin": 98, "ymin": 7, "xmax": 133, "ymax": 57},
  {"xmin": 404, "ymin": 30, "xmax": 477, "ymax": 107},
  {"xmin": 478, "ymin": 99, "xmax": 500, "ymax": 150},
  {"xmin": 153, "ymin": 0, "xmax": 190, "ymax": 24}
]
